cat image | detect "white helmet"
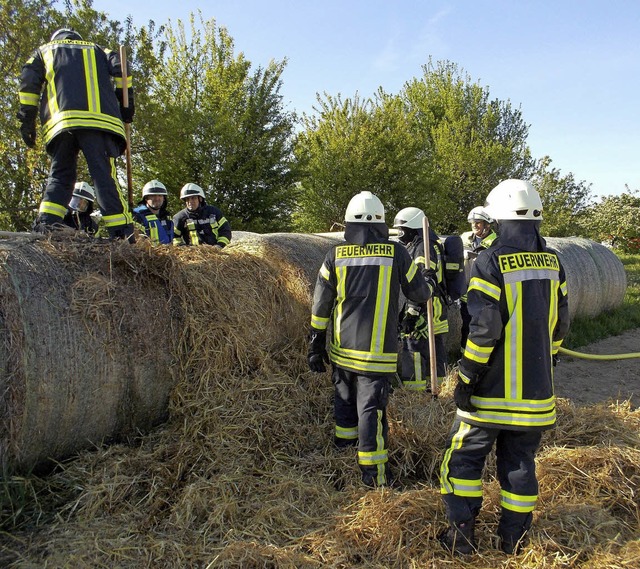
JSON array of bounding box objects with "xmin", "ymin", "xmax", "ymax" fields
[
  {"xmin": 72, "ymin": 182, "xmax": 95, "ymax": 202},
  {"xmin": 467, "ymin": 206, "xmax": 493, "ymax": 224},
  {"xmin": 142, "ymin": 180, "xmax": 168, "ymax": 197},
  {"xmin": 393, "ymin": 207, "xmax": 425, "ymax": 229},
  {"xmin": 51, "ymin": 28, "xmax": 82, "ymax": 41},
  {"xmin": 180, "ymin": 183, "xmax": 205, "ymax": 200},
  {"xmin": 344, "ymin": 191, "xmax": 385, "ymax": 223},
  {"xmin": 484, "ymin": 179, "xmax": 543, "ymax": 221}
]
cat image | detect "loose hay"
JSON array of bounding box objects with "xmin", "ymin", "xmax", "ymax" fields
[{"xmin": 0, "ymin": 235, "xmax": 638, "ymax": 568}]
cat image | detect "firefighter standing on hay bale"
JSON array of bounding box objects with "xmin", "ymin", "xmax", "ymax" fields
[
  {"xmin": 17, "ymin": 28, "xmax": 135, "ymax": 241},
  {"xmin": 307, "ymin": 191, "xmax": 436, "ymax": 488},
  {"xmin": 459, "ymin": 206, "xmax": 498, "ymax": 350},
  {"xmin": 438, "ymin": 179, "xmax": 570, "ymax": 556},
  {"xmin": 133, "ymin": 180, "xmax": 174, "ymax": 245},
  {"xmin": 63, "ymin": 182, "xmax": 99, "ymax": 234},
  {"xmin": 172, "ymin": 183, "xmax": 231, "ymax": 248},
  {"xmin": 393, "ymin": 207, "xmax": 449, "ymax": 391}
]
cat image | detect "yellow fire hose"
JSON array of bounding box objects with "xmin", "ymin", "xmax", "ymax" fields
[{"xmin": 559, "ymin": 346, "xmax": 640, "ymax": 360}]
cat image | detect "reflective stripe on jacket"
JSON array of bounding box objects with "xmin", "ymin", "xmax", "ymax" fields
[
  {"xmin": 459, "ymin": 238, "xmax": 570, "ymax": 430},
  {"xmin": 172, "ymin": 205, "xmax": 232, "ymax": 247},
  {"xmin": 311, "ymin": 239, "xmax": 432, "ymax": 374},
  {"xmin": 18, "ymin": 39, "xmax": 130, "ymax": 149}
]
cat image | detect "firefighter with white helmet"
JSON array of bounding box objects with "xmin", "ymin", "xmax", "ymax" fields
[
  {"xmin": 132, "ymin": 180, "xmax": 174, "ymax": 244},
  {"xmin": 308, "ymin": 191, "xmax": 436, "ymax": 488},
  {"xmin": 439, "ymin": 179, "xmax": 570, "ymax": 555},
  {"xmin": 392, "ymin": 206, "xmax": 447, "ymax": 390},
  {"xmin": 459, "ymin": 206, "xmax": 498, "ymax": 349},
  {"xmin": 172, "ymin": 183, "xmax": 231, "ymax": 247},
  {"xmin": 63, "ymin": 182, "xmax": 98, "ymax": 234},
  {"xmin": 18, "ymin": 28, "xmax": 135, "ymax": 241}
]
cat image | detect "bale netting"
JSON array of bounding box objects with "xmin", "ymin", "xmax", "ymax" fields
[
  {"xmin": 0, "ymin": 237, "xmax": 179, "ymax": 474},
  {"xmin": 545, "ymin": 237, "xmax": 627, "ymax": 319}
]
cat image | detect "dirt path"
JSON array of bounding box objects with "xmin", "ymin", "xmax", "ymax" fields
[{"xmin": 554, "ymin": 327, "xmax": 640, "ymax": 406}]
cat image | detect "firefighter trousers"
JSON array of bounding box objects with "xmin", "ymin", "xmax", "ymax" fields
[
  {"xmin": 440, "ymin": 417, "xmax": 542, "ymax": 540},
  {"xmin": 398, "ymin": 333, "xmax": 447, "ymax": 390},
  {"xmin": 332, "ymin": 367, "xmax": 391, "ymax": 486},
  {"xmin": 41, "ymin": 130, "xmax": 132, "ymax": 235}
]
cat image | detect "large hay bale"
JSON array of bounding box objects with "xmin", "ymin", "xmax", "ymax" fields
[
  {"xmin": 0, "ymin": 239, "xmax": 178, "ymax": 473},
  {"xmin": 0, "ymin": 233, "xmax": 628, "ymax": 474}
]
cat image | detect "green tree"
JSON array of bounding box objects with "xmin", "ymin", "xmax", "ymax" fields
[
  {"xmin": 401, "ymin": 59, "xmax": 534, "ymax": 233},
  {"xmin": 582, "ymin": 188, "xmax": 640, "ymax": 252},
  {"xmin": 532, "ymin": 156, "xmax": 593, "ymax": 236},
  {"xmin": 133, "ymin": 14, "xmax": 297, "ymax": 232},
  {"xmin": 294, "ymin": 90, "xmax": 432, "ymax": 232}
]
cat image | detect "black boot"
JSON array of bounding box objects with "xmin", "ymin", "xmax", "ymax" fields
[
  {"xmin": 438, "ymin": 519, "xmax": 477, "ymax": 555},
  {"xmin": 32, "ymin": 213, "xmax": 68, "ymax": 234},
  {"xmin": 498, "ymin": 531, "xmax": 528, "ymax": 555},
  {"xmin": 498, "ymin": 512, "xmax": 531, "ymax": 554}
]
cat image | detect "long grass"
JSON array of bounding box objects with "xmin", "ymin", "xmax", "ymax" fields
[{"xmin": 563, "ymin": 253, "xmax": 640, "ymax": 348}]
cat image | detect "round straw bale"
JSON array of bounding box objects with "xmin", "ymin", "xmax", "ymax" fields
[{"xmin": 0, "ymin": 240, "xmax": 177, "ymax": 473}]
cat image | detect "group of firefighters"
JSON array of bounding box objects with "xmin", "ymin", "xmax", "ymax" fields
[
  {"xmin": 18, "ymin": 28, "xmax": 570, "ymax": 559},
  {"xmin": 308, "ymin": 182, "xmax": 569, "ymax": 556}
]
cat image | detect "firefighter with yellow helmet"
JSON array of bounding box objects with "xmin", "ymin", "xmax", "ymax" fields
[
  {"xmin": 308, "ymin": 191, "xmax": 436, "ymax": 488},
  {"xmin": 438, "ymin": 180, "xmax": 570, "ymax": 555},
  {"xmin": 172, "ymin": 183, "xmax": 231, "ymax": 248},
  {"xmin": 17, "ymin": 28, "xmax": 135, "ymax": 241}
]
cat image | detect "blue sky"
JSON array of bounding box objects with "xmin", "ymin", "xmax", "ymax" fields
[{"xmin": 92, "ymin": 0, "xmax": 639, "ymax": 198}]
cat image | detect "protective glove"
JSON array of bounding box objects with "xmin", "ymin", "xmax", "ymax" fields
[
  {"xmin": 413, "ymin": 314, "xmax": 429, "ymax": 339},
  {"xmin": 308, "ymin": 330, "xmax": 329, "ymax": 373},
  {"xmin": 454, "ymin": 378, "xmax": 477, "ymax": 412},
  {"xmin": 120, "ymin": 104, "xmax": 134, "ymax": 123},
  {"xmin": 423, "ymin": 267, "xmax": 438, "ymax": 296},
  {"xmin": 400, "ymin": 307, "xmax": 420, "ymax": 335},
  {"xmin": 17, "ymin": 107, "xmax": 37, "ymax": 148}
]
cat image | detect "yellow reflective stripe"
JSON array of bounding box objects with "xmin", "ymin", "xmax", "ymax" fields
[
  {"xmin": 403, "ymin": 379, "xmax": 427, "ymax": 390},
  {"xmin": 331, "ymin": 346, "xmax": 396, "ymax": 361},
  {"xmin": 319, "ymin": 263, "xmax": 330, "ymax": 280},
  {"xmin": 329, "ymin": 353, "xmax": 396, "ymax": 374},
  {"xmin": 457, "ymin": 407, "xmax": 556, "ymax": 427},
  {"xmin": 468, "ymin": 276, "xmax": 501, "ymax": 301},
  {"xmin": 560, "ymin": 279, "xmax": 568, "ymax": 296},
  {"xmin": 42, "ymin": 112, "xmax": 125, "ymax": 142},
  {"xmin": 146, "ymin": 215, "xmax": 159, "ymax": 243},
  {"xmin": 552, "ymin": 340, "xmax": 563, "ymax": 353},
  {"xmin": 472, "ymin": 395, "xmax": 556, "ymax": 412},
  {"xmin": 186, "ymin": 219, "xmax": 200, "ymax": 245},
  {"xmin": 334, "ymin": 265, "xmax": 346, "ymax": 346},
  {"xmin": 463, "ymin": 339, "xmax": 492, "ymax": 364},
  {"xmin": 39, "ymin": 201, "xmax": 67, "ymax": 218},
  {"xmin": 501, "ymin": 490, "xmax": 537, "ymax": 513},
  {"xmin": 102, "ymin": 214, "xmax": 128, "ymax": 227},
  {"xmin": 335, "ymin": 425, "xmax": 358, "ymax": 440},
  {"xmin": 19, "ymin": 93, "xmax": 39, "ymax": 106},
  {"xmin": 217, "ymin": 236, "xmax": 230, "ymax": 246},
  {"xmin": 440, "ymin": 421, "xmax": 471, "ymax": 494},
  {"xmin": 450, "ymin": 476, "xmax": 483, "ymax": 497},
  {"xmin": 109, "ymin": 156, "xmax": 132, "ymax": 224},
  {"xmin": 413, "ymin": 350, "xmax": 422, "ymax": 381},
  {"xmin": 415, "ymin": 255, "xmax": 426, "ymax": 266},
  {"xmin": 406, "ymin": 261, "xmax": 417, "ymax": 282},
  {"xmin": 310, "ymin": 314, "xmax": 329, "ymax": 330},
  {"xmin": 82, "ymin": 47, "xmax": 100, "ymax": 114},
  {"xmin": 114, "ymin": 75, "xmax": 132, "ymax": 89},
  {"xmin": 370, "ymin": 265, "xmax": 391, "ymax": 353},
  {"xmin": 504, "ymin": 281, "xmax": 524, "ymax": 399},
  {"xmin": 42, "ymin": 48, "xmax": 59, "ymax": 116}
]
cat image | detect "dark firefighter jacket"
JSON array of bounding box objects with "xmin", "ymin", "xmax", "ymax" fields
[
  {"xmin": 133, "ymin": 204, "xmax": 174, "ymax": 245},
  {"xmin": 458, "ymin": 221, "xmax": 570, "ymax": 430},
  {"xmin": 402, "ymin": 229, "xmax": 448, "ymax": 335},
  {"xmin": 18, "ymin": 36, "xmax": 132, "ymax": 151},
  {"xmin": 311, "ymin": 222, "xmax": 433, "ymax": 375},
  {"xmin": 172, "ymin": 204, "xmax": 232, "ymax": 247},
  {"xmin": 461, "ymin": 228, "xmax": 498, "ymax": 301}
]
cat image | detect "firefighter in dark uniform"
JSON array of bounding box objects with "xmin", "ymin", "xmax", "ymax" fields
[
  {"xmin": 438, "ymin": 179, "xmax": 570, "ymax": 555},
  {"xmin": 459, "ymin": 207, "xmax": 498, "ymax": 350},
  {"xmin": 133, "ymin": 180, "xmax": 174, "ymax": 245},
  {"xmin": 393, "ymin": 207, "xmax": 449, "ymax": 390},
  {"xmin": 17, "ymin": 28, "xmax": 135, "ymax": 240},
  {"xmin": 63, "ymin": 181, "xmax": 99, "ymax": 234},
  {"xmin": 307, "ymin": 191, "xmax": 436, "ymax": 488},
  {"xmin": 172, "ymin": 183, "xmax": 231, "ymax": 248}
]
